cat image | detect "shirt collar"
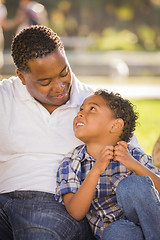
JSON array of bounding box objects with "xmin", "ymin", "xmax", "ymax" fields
[
  {"xmin": 13, "ymin": 76, "xmax": 35, "ymax": 102},
  {"xmin": 61, "ymin": 72, "xmax": 92, "ymax": 109},
  {"xmin": 76, "ymin": 145, "xmax": 96, "ymax": 162}
]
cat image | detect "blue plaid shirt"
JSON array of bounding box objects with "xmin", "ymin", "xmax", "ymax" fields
[{"xmin": 55, "ymin": 144, "xmax": 160, "ymax": 240}]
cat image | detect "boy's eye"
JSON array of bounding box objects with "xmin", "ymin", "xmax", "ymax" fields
[{"xmin": 90, "ymin": 106, "xmax": 96, "ymax": 111}]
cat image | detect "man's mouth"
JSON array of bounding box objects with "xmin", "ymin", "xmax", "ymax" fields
[
  {"xmin": 54, "ymin": 92, "xmax": 66, "ymax": 99},
  {"xmin": 50, "ymin": 91, "xmax": 67, "ymax": 100}
]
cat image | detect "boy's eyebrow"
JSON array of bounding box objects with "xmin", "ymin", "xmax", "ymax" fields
[
  {"xmin": 87, "ymin": 102, "xmax": 101, "ymax": 108},
  {"xmin": 37, "ymin": 65, "xmax": 68, "ymax": 82},
  {"xmin": 88, "ymin": 102, "xmax": 99, "ymax": 106}
]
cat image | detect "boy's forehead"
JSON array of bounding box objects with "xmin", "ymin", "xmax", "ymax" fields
[{"xmin": 82, "ymin": 94, "xmax": 106, "ymax": 105}]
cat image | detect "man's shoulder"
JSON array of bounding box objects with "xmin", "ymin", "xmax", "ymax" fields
[
  {"xmin": 0, "ymin": 76, "xmax": 18, "ymax": 92},
  {"xmin": 0, "ymin": 76, "xmax": 26, "ymax": 102},
  {"xmin": 0, "ymin": 76, "xmax": 19, "ymax": 86}
]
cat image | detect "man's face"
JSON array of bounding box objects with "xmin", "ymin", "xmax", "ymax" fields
[{"xmin": 17, "ymin": 49, "xmax": 72, "ymax": 113}]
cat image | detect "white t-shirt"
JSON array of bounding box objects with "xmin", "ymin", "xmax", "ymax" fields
[{"xmin": 0, "ymin": 73, "xmax": 92, "ymax": 193}]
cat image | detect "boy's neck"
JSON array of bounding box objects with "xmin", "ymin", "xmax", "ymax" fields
[{"xmin": 86, "ymin": 139, "xmax": 118, "ymax": 159}]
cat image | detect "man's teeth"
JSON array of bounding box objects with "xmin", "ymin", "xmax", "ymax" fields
[{"xmin": 77, "ymin": 123, "xmax": 84, "ymax": 126}]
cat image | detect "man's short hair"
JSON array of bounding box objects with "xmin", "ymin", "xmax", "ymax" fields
[{"xmin": 11, "ymin": 25, "xmax": 64, "ymax": 72}]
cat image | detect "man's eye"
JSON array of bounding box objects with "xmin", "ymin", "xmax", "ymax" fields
[
  {"xmin": 60, "ymin": 67, "xmax": 69, "ymax": 77},
  {"xmin": 39, "ymin": 80, "xmax": 51, "ymax": 86},
  {"xmin": 90, "ymin": 106, "xmax": 96, "ymax": 111},
  {"xmin": 60, "ymin": 71, "xmax": 68, "ymax": 78}
]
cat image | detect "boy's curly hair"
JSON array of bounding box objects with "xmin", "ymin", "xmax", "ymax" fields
[
  {"xmin": 93, "ymin": 89, "xmax": 138, "ymax": 142},
  {"xmin": 11, "ymin": 25, "xmax": 64, "ymax": 72}
]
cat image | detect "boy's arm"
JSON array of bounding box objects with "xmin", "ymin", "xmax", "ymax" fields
[
  {"xmin": 63, "ymin": 168, "xmax": 100, "ymax": 221},
  {"xmin": 63, "ymin": 145, "xmax": 114, "ymax": 221},
  {"xmin": 114, "ymin": 141, "xmax": 160, "ymax": 194}
]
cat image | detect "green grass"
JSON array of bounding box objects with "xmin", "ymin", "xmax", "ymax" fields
[{"xmin": 131, "ymin": 99, "xmax": 160, "ymax": 156}]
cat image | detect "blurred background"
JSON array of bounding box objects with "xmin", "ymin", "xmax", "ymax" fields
[{"xmin": 1, "ymin": 0, "xmax": 160, "ymax": 156}]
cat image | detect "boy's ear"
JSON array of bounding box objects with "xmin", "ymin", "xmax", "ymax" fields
[
  {"xmin": 16, "ymin": 69, "xmax": 26, "ymax": 85},
  {"xmin": 111, "ymin": 119, "xmax": 124, "ymax": 133}
]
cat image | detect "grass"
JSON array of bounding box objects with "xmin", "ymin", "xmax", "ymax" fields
[
  {"xmin": 1, "ymin": 75, "xmax": 160, "ymax": 156},
  {"xmin": 131, "ymin": 99, "xmax": 160, "ymax": 155}
]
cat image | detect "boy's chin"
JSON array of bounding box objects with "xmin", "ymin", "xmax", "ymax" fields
[{"xmin": 75, "ymin": 134, "xmax": 86, "ymax": 143}]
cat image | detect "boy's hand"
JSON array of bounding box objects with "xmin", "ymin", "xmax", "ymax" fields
[
  {"xmin": 113, "ymin": 141, "xmax": 137, "ymax": 171},
  {"xmin": 93, "ymin": 145, "xmax": 114, "ymax": 175}
]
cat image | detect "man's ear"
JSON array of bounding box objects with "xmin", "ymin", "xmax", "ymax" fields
[
  {"xmin": 111, "ymin": 119, "xmax": 124, "ymax": 133},
  {"xmin": 16, "ymin": 69, "xmax": 26, "ymax": 85}
]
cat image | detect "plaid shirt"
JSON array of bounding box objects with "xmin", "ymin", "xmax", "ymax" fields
[{"xmin": 55, "ymin": 144, "xmax": 160, "ymax": 240}]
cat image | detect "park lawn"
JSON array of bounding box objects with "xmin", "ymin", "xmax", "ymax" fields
[{"xmin": 131, "ymin": 99, "xmax": 160, "ymax": 156}]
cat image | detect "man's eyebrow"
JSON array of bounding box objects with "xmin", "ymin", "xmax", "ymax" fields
[{"xmin": 37, "ymin": 65, "xmax": 68, "ymax": 82}]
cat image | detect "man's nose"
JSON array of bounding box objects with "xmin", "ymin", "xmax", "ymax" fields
[{"xmin": 51, "ymin": 78, "xmax": 64, "ymax": 91}]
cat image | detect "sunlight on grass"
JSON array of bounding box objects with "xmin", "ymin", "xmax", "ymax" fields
[{"xmin": 131, "ymin": 99, "xmax": 160, "ymax": 156}]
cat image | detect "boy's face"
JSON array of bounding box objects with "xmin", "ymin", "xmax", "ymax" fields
[
  {"xmin": 73, "ymin": 95, "xmax": 116, "ymax": 144},
  {"xmin": 17, "ymin": 49, "xmax": 71, "ymax": 113}
]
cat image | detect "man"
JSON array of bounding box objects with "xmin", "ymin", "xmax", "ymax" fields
[{"xmin": 0, "ymin": 25, "xmax": 141, "ymax": 239}]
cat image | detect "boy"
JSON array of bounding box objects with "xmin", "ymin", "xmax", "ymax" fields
[{"xmin": 56, "ymin": 89, "xmax": 160, "ymax": 240}]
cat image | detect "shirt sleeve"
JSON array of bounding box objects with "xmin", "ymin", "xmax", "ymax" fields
[
  {"xmin": 55, "ymin": 156, "xmax": 81, "ymax": 202},
  {"xmin": 129, "ymin": 146, "xmax": 160, "ymax": 176},
  {"xmin": 139, "ymin": 154, "xmax": 160, "ymax": 175},
  {"xmin": 112, "ymin": 146, "xmax": 160, "ymax": 190}
]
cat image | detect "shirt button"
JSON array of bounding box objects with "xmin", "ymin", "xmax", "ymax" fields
[{"xmin": 96, "ymin": 185, "xmax": 100, "ymax": 190}]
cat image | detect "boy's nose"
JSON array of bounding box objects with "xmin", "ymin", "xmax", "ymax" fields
[{"xmin": 77, "ymin": 111, "xmax": 84, "ymax": 117}]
